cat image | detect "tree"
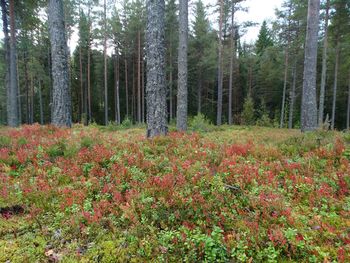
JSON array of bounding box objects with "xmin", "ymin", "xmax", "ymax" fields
[
  {"xmin": 146, "ymin": 0, "xmax": 167, "ymax": 137},
  {"xmin": 318, "ymin": 0, "xmax": 330, "ymax": 125},
  {"xmin": 255, "ymin": 21, "xmax": 273, "ymax": 56},
  {"xmin": 176, "ymin": 0, "xmax": 188, "ymax": 131},
  {"xmin": 301, "ymin": 0, "xmax": 320, "ymax": 132},
  {"xmin": 8, "ymin": 0, "xmax": 19, "ymax": 127},
  {"xmin": 1, "ymin": 0, "xmax": 10, "ymax": 125},
  {"xmin": 216, "ymin": 0, "xmax": 224, "ymax": 126},
  {"xmin": 48, "ymin": 0, "xmax": 71, "ymax": 127}
]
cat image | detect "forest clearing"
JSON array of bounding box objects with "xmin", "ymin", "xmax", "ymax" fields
[{"xmin": 0, "ymin": 124, "xmax": 350, "ymax": 262}]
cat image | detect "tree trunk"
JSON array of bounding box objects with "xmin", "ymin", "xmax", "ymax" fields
[
  {"xmin": 30, "ymin": 72, "xmax": 34, "ymax": 124},
  {"xmin": 176, "ymin": 0, "xmax": 188, "ymax": 131},
  {"xmin": 16, "ymin": 54, "xmax": 21, "ymax": 124},
  {"xmin": 8, "ymin": 0, "xmax": 19, "ymax": 127},
  {"xmin": 0, "ymin": 0, "xmax": 10, "ymax": 125},
  {"xmin": 79, "ymin": 46, "xmax": 84, "ymax": 122},
  {"xmin": 318, "ymin": 0, "xmax": 329, "ymax": 126},
  {"xmin": 301, "ymin": 0, "xmax": 320, "ymax": 132},
  {"xmin": 169, "ymin": 43, "xmax": 173, "ymax": 120},
  {"xmin": 103, "ymin": 0, "xmax": 108, "ymax": 125},
  {"xmin": 228, "ymin": 2, "xmax": 235, "ymax": 125},
  {"xmin": 125, "ymin": 58, "xmax": 129, "ymax": 118},
  {"xmin": 48, "ymin": 0, "xmax": 71, "ymax": 127},
  {"xmin": 280, "ymin": 46, "xmax": 289, "ymax": 128},
  {"xmin": 38, "ymin": 79, "xmax": 44, "ymax": 125},
  {"xmin": 142, "ymin": 59, "xmax": 145, "ymax": 123},
  {"xmin": 137, "ymin": 30, "xmax": 141, "ymax": 123},
  {"xmin": 288, "ymin": 58, "xmax": 297, "ymax": 129},
  {"xmin": 347, "ymin": 70, "xmax": 350, "ymax": 130},
  {"xmin": 146, "ymin": 0, "xmax": 167, "ymax": 137},
  {"xmin": 216, "ymin": 0, "xmax": 224, "ymax": 126},
  {"xmin": 132, "ymin": 56, "xmax": 135, "ymax": 121},
  {"xmin": 331, "ymin": 40, "xmax": 340, "ymax": 130},
  {"xmin": 87, "ymin": 37, "xmax": 91, "ymax": 124},
  {"xmin": 115, "ymin": 50, "xmax": 121, "ymax": 125},
  {"xmin": 197, "ymin": 72, "xmax": 202, "ymax": 114}
]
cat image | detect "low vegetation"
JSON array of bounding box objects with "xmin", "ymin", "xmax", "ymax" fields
[{"xmin": 0, "ymin": 124, "xmax": 349, "ymax": 262}]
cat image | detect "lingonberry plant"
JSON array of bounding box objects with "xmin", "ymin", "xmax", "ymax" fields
[{"xmin": 0, "ymin": 124, "xmax": 349, "ymax": 262}]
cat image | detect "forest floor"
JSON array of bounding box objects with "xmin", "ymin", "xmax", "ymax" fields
[{"xmin": 0, "ymin": 124, "xmax": 350, "ymax": 262}]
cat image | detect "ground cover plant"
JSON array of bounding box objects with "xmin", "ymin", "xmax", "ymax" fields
[{"xmin": 0, "ymin": 124, "xmax": 350, "ymax": 262}]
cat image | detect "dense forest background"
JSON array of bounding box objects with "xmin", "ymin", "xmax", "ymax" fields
[{"xmin": 1, "ymin": 0, "xmax": 350, "ymax": 129}]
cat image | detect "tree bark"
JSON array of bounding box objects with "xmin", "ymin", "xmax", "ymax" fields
[
  {"xmin": 8, "ymin": 0, "xmax": 19, "ymax": 127},
  {"xmin": 146, "ymin": 0, "xmax": 167, "ymax": 137},
  {"xmin": 103, "ymin": 0, "xmax": 108, "ymax": 125},
  {"xmin": 301, "ymin": 0, "xmax": 320, "ymax": 132},
  {"xmin": 318, "ymin": 0, "xmax": 329, "ymax": 126},
  {"xmin": 197, "ymin": 72, "xmax": 202, "ymax": 114},
  {"xmin": 280, "ymin": 47, "xmax": 289, "ymax": 128},
  {"xmin": 79, "ymin": 46, "xmax": 84, "ymax": 122},
  {"xmin": 125, "ymin": 58, "xmax": 129, "ymax": 118},
  {"xmin": 331, "ymin": 40, "xmax": 340, "ymax": 130},
  {"xmin": 169, "ymin": 43, "xmax": 173, "ymax": 120},
  {"xmin": 137, "ymin": 30, "xmax": 142, "ymax": 123},
  {"xmin": 288, "ymin": 58, "xmax": 297, "ymax": 129},
  {"xmin": 142, "ymin": 59, "xmax": 145, "ymax": 123},
  {"xmin": 38, "ymin": 79, "xmax": 44, "ymax": 125},
  {"xmin": 216, "ymin": 0, "xmax": 224, "ymax": 126},
  {"xmin": 228, "ymin": 2, "xmax": 235, "ymax": 125},
  {"xmin": 48, "ymin": 0, "xmax": 72, "ymax": 127},
  {"xmin": 347, "ymin": 70, "xmax": 350, "ymax": 130},
  {"xmin": 0, "ymin": 0, "xmax": 10, "ymax": 125},
  {"xmin": 114, "ymin": 50, "xmax": 121, "ymax": 125},
  {"xmin": 176, "ymin": 0, "xmax": 188, "ymax": 131}
]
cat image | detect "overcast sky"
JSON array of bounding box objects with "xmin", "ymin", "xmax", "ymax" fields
[{"xmin": 202, "ymin": 0, "xmax": 284, "ymax": 43}]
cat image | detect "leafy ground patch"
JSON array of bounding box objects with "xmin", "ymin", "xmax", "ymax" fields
[{"xmin": 0, "ymin": 124, "xmax": 349, "ymax": 262}]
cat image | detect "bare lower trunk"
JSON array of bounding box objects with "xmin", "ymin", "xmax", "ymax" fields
[
  {"xmin": 0, "ymin": 0, "xmax": 10, "ymax": 124},
  {"xmin": 176, "ymin": 0, "xmax": 188, "ymax": 131},
  {"xmin": 197, "ymin": 73, "xmax": 202, "ymax": 114},
  {"xmin": 216, "ymin": 0, "xmax": 224, "ymax": 126},
  {"xmin": 8, "ymin": 0, "xmax": 19, "ymax": 127},
  {"xmin": 301, "ymin": 0, "xmax": 320, "ymax": 132},
  {"xmin": 331, "ymin": 41, "xmax": 340, "ymax": 130},
  {"xmin": 16, "ymin": 53, "xmax": 21, "ymax": 124},
  {"xmin": 114, "ymin": 49, "xmax": 120, "ymax": 125},
  {"xmin": 142, "ymin": 59, "xmax": 145, "ymax": 123},
  {"xmin": 146, "ymin": 0, "xmax": 167, "ymax": 137},
  {"xmin": 48, "ymin": 0, "xmax": 71, "ymax": 127},
  {"xmin": 169, "ymin": 42, "xmax": 173, "ymax": 120},
  {"xmin": 38, "ymin": 79, "xmax": 44, "ymax": 124},
  {"xmin": 280, "ymin": 47, "xmax": 289, "ymax": 128},
  {"xmin": 79, "ymin": 47, "xmax": 84, "ymax": 121},
  {"xmin": 288, "ymin": 58, "xmax": 297, "ymax": 129},
  {"xmin": 318, "ymin": 0, "xmax": 329, "ymax": 125},
  {"xmin": 347, "ymin": 70, "xmax": 350, "ymax": 130},
  {"xmin": 137, "ymin": 30, "xmax": 141, "ymax": 123},
  {"xmin": 103, "ymin": 0, "xmax": 108, "ymax": 125},
  {"xmin": 87, "ymin": 41, "xmax": 91, "ymax": 123},
  {"xmin": 125, "ymin": 58, "xmax": 129, "ymax": 118},
  {"xmin": 228, "ymin": 2, "xmax": 235, "ymax": 125}
]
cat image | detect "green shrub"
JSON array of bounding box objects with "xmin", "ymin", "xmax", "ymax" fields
[
  {"xmin": 189, "ymin": 113, "xmax": 213, "ymax": 132},
  {"xmin": 81, "ymin": 136, "xmax": 94, "ymax": 149},
  {"xmin": 121, "ymin": 117, "xmax": 132, "ymax": 128},
  {"xmin": 241, "ymin": 95, "xmax": 255, "ymax": 126},
  {"xmin": 0, "ymin": 136, "xmax": 11, "ymax": 148}
]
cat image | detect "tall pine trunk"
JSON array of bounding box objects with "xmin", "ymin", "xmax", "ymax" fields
[
  {"xmin": 125, "ymin": 58, "xmax": 129, "ymax": 118},
  {"xmin": 146, "ymin": 0, "xmax": 167, "ymax": 137},
  {"xmin": 8, "ymin": 0, "xmax": 19, "ymax": 127},
  {"xmin": 176, "ymin": 0, "xmax": 188, "ymax": 131},
  {"xmin": 137, "ymin": 30, "xmax": 142, "ymax": 123},
  {"xmin": 48, "ymin": 0, "xmax": 71, "ymax": 127},
  {"xmin": 1, "ymin": 0, "xmax": 10, "ymax": 124},
  {"xmin": 318, "ymin": 0, "xmax": 329, "ymax": 125},
  {"xmin": 228, "ymin": 2, "xmax": 235, "ymax": 125},
  {"xmin": 79, "ymin": 47, "xmax": 84, "ymax": 122},
  {"xmin": 288, "ymin": 58, "xmax": 297, "ymax": 129},
  {"xmin": 103, "ymin": 0, "xmax": 108, "ymax": 125},
  {"xmin": 114, "ymin": 49, "xmax": 121, "ymax": 125},
  {"xmin": 347, "ymin": 70, "xmax": 350, "ymax": 130},
  {"xmin": 38, "ymin": 79, "xmax": 44, "ymax": 125},
  {"xmin": 301, "ymin": 0, "xmax": 320, "ymax": 132},
  {"xmin": 280, "ymin": 46, "xmax": 289, "ymax": 128},
  {"xmin": 216, "ymin": 0, "xmax": 224, "ymax": 126},
  {"xmin": 169, "ymin": 43, "xmax": 173, "ymax": 120},
  {"xmin": 331, "ymin": 40, "xmax": 340, "ymax": 130}
]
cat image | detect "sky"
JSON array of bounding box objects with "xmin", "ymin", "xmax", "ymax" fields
[
  {"xmin": 203, "ymin": 0, "xmax": 284, "ymax": 43},
  {"xmin": 0, "ymin": 0, "xmax": 284, "ymax": 51}
]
